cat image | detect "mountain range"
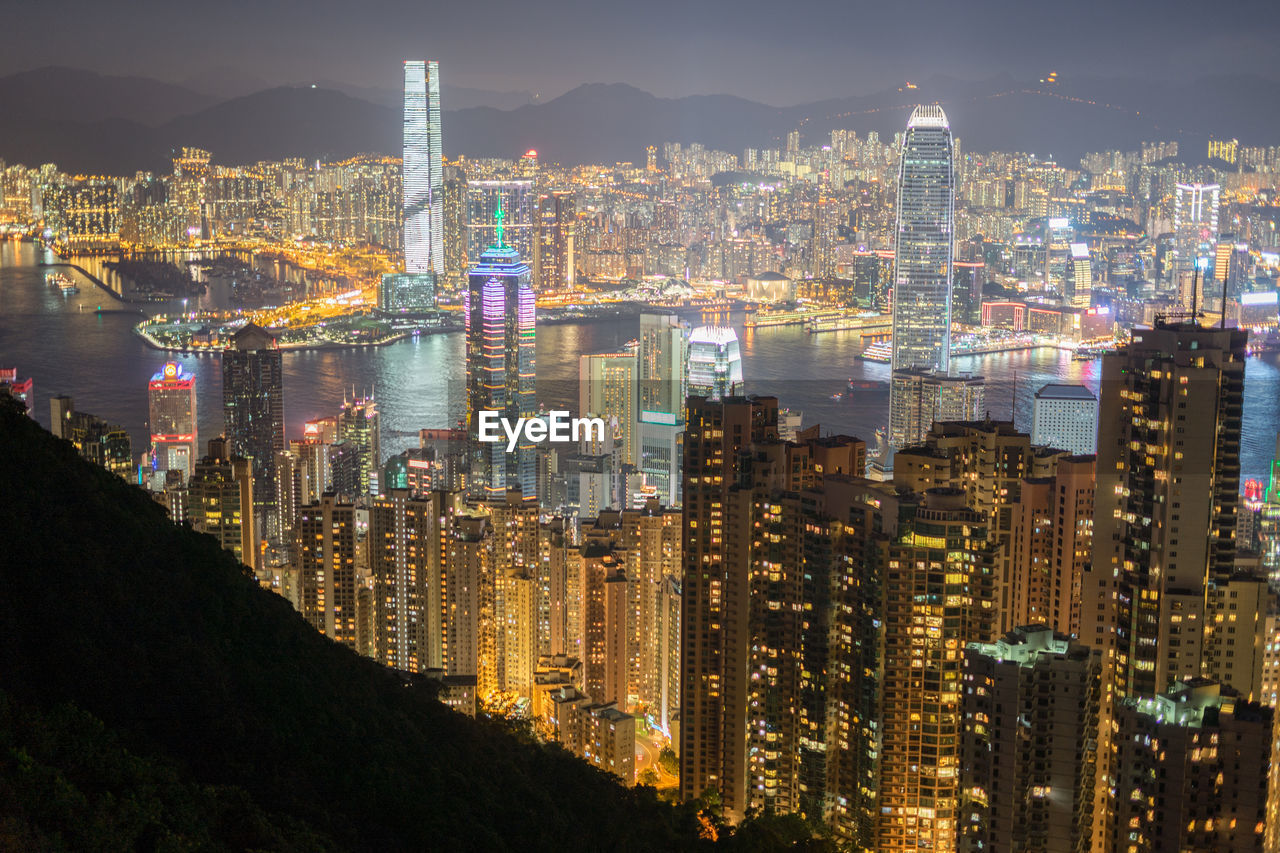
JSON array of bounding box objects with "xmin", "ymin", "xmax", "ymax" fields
[{"xmin": 2, "ymin": 66, "xmax": 1278, "ymax": 175}]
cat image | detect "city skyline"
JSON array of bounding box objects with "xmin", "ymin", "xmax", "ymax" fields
[{"xmin": 6, "ymin": 38, "xmax": 1280, "ymax": 850}]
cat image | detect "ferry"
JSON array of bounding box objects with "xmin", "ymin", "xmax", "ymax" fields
[
  {"xmin": 47, "ymin": 272, "xmax": 80, "ymax": 294},
  {"xmin": 858, "ymin": 340, "xmax": 893, "ymax": 363}
]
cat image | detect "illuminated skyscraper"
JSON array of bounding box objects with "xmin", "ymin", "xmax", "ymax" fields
[
  {"xmin": 888, "ymin": 368, "xmax": 983, "ymax": 449},
  {"xmin": 534, "ymin": 191, "xmax": 575, "ymax": 292},
  {"xmin": 294, "ymin": 494, "xmax": 358, "ymax": 650},
  {"xmin": 371, "ymin": 489, "xmax": 447, "ymax": 674},
  {"xmin": 403, "ymin": 60, "xmax": 444, "ymax": 276},
  {"xmin": 189, "ymin": 436, "xmax": 256, "ymax": 569},
  {"xmin": 888, "ymin": 105, "xmax": 954, "ymax": 453},
  {"xmin": 335, "ymin": 393, "xmax": 380, "ymax": 497},
  {"xmin": 1069, "ymin": 242, "xmax": 1092, "ymax": 308},
  {"xmin": 890, "ymin": 105, "xmax": 954, "ymax": 374},
  {"xmin": 1089, "ymin": 321, "xmax": 1247, "ymax": 701},
  {"xmin": 465, "ymin": 221, "xmax": 536, "ymax": 500},
  {"xmin": 148, "ymin": 361, "xmax": 197, "ymax": 477},
  {"xmin": 686, "ymin": 326, "xmax": 743, "ymax": 400},
  {"xmin": 579, "ymin": 349, "xmax": 638, "ymax": 466},
  {"xmin": 1173, "ymin": 182, "xmax": 1220, "ymax": 274},
  {"xmin": 221, "ymin": 324, "xmax": 285, "ymax": 535},
  {"xmin": 637, "ymin": 312, "xmax": 688, "ymax": 507},
  {"xmin": 467, "ymin": 180, "xmax": 534, "ymax": 264}
]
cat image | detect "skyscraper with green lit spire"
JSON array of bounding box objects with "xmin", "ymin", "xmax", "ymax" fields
[{"xmin": 465, "ymin": 200, "xmax": 536, "ymax": 499}]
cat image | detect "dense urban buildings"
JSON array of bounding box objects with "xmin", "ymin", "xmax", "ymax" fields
[{"xmin": 8, "ymin": 49, "xmax": 1280, "ymax": 852}]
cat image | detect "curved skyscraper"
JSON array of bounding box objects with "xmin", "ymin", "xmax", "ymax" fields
[{"xmin": 888, "ymin": 105, "xmax": 955, "ymax": 453}]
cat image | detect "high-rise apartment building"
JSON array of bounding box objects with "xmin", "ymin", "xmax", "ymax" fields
[
  {"xmin": 1009, "ymin": 455, "xmax": 1096, "ymax": 637},
  {"xmin": 221, "ymin": 324, "xmax": 285, "ymax": 536},
  {"xmin": 465, "ymin": 240, "xmax": 536, "ymax": 499},
  {"xmin": 579, "ymin": 500, "xmax": 683, "ymax": 719},
  {"xmin": 959, "ymin": 626, "xmax": 1101, "ymax": 853},
  {"xmin": 370, "ymin": 489, "xmax": 448, "ymax": 674},
  {"xmin": 1031, "ymin": 382, "xmax": 1098, "ymax": 455},
  {"xmin": 1109, "ymin": 680, "xmax": 1274, "ymax": 852},
  {"xmin": 147, "ymin": 361, "xmax": 197, "ymax": 477},
  {"xmin": 680, "ymin": 395, "xmax": 779, "ymax": 815},
  {"xmin": 680, "ymin": 395, "xmax": 881, "ymax": 842},
  {"xmin": 1090, "ymin": 322, "xmax": 1247, "ymax": 700},
  {"xmin": 877, "ymin": 488, "xmax": 997, "ymax": 852},
  {"xmin": 293, "ymin": 494, "xmax": 358, "ymax": 650},
  {"xmin": 335, "ymin": 394, "xmax": 380, "ymax": 498},
  {"xmin": 188, "ymin": 437, "xmax": 256, "ymax": 568}
]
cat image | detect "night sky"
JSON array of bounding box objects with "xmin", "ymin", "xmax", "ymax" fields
[{"xmin": 2, "ymin": 0, "xmax": 1278, "ymax": 104}]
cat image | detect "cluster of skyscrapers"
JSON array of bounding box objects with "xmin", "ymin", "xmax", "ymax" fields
[{"xmin": 11, "ymin": 57, "xmax": 1280, "ymax": 851}]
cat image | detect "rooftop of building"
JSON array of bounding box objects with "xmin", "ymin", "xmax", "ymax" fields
[
  {"xmin": 907, "ymin": 103, "xmax": 949, "ymax": 130},
  {"xmin": 967, "ymin": 624, "xmax": 1090, "ymax": 665},
  {"xmin": 689, "ymin": 325, "xmax": 739, "ymax": 346},
  {"xmin": 229, "ymin": 322, "xmax": 276, "ymax": 351},
  {"xmin": 1034, "ymin": 382, "xmax": 1097, "ymax": 401}
]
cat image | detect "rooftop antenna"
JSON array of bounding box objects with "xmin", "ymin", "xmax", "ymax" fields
[
  {"xmin": 494, "ymin": 195, "xmax": 506, "ymax": 249},
  {"xmin": 1190, "ymin": 263, "xmax": 1200, "ymax": 323},
  {"xmin": 1011, "ymin": 369, "xmax": 1017, "ymax": 425},
  {"xmin": 1220, "ymin": 262, "xmax": 1229, "ymax": 329}
]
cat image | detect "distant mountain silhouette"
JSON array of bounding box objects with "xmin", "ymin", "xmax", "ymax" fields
[
  {"xmin": 2, "ymin": 67, "xmax": 1277, "ymax": 174},
  {"xmin": 0, "ymin": 66, "xmax": 215, "ymax": 125},
  {"xmin": 160, "ymin": 86, "xmax": 397, "ymax": 165}
]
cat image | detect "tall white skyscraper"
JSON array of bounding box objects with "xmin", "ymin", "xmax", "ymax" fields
[
  {"xmin": 887, "ymin": 105, "xmax": 955, "ymax": 458},
  {"xmin": 890, "ymin": 104, "xmax": 954, "ymax": 374},
  {"xmin": 403, "ymin": 60, "xmax": 443, "ymax": 276},
  {"xmin": 1173, "ymin": 182, "xmax": 1220, "ymax": 274}
]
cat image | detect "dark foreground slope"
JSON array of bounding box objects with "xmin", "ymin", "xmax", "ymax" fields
[{"xmin": 0, "ymin": 400, "xmax": 739, "ymax": 851}]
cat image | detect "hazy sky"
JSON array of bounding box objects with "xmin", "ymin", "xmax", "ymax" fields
[{"xmin": 3, "ymin": 0, "xmax": 1278, "ymax": 103}]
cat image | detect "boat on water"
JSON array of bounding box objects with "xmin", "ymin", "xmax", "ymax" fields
[
  {"xmin": 857, "ymin": 340, "xmax": 893, "ymax": 363},
  {"xmin": 47, "ymin": 272, "xmax": 80, "ymax": 294}
]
